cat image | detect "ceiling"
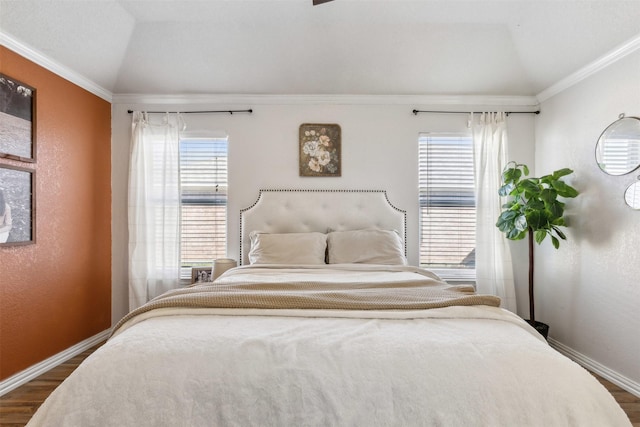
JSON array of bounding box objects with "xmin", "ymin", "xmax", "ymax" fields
[{"xmin": 1, "ymin": 0, "xmax": 640, "ymax": 98}]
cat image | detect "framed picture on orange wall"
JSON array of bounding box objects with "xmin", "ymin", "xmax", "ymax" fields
[
  {"xmin": 0, "ymin": 164, "xmax": 35, "ymax": 246},
  {"xmin": 0, "ymin": 73, "xmax": 36, "ymax": 162}
]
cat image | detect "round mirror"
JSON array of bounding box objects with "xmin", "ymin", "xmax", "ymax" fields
[
  {"xmin": 595, "ymin": 115, "xmax": 640, "ymax": 175},
  {"xmin": 625, "ymin": 180, "xmax": 640, "ymax": 210}
]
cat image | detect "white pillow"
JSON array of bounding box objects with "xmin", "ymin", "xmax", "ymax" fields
[
  {"xmin": 248, "ymin": 231, "xmax": 327, "ymax": 265},
  {"xmin": 327, "ymin": 228, "xmax": 407, "ymax": 265}
]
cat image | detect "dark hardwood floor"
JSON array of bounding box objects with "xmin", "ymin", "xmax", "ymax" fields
[
  {"xmin": 595, "ymin": 375, "xmax": 640, "ymax": 426},
  {"xmin": 1, "ymin": 342, "xmax": 638, "ymax": 426},
  {"xmin": 0, "ymin": 342, "xmax": 104, "ymax": 427}
]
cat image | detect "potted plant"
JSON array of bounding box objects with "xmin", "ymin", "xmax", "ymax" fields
[{"xmin": 496, "ymin": 162, "xmax": 579, "ymax": 338}]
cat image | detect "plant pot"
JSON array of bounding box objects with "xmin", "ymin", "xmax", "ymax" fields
[{"xmin": 526, "ymin": 320, "xmax": 549, "ymax": 340}]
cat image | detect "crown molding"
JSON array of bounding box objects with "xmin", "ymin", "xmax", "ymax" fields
[
  {"xmin": 1, "ymin": 31, "xmax": 113, "ymax": 102},
  {"xmin": 112, "ymin": 93, "xmax": 539, "ymax": 107},
  {"xmin": 537, "ymin": 32, "xmax": 640, "ymax": 103}
]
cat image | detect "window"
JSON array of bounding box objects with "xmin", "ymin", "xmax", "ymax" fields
[
  {"xmin": 179, "ymin": 137, "xmax": 228, "ymax": 279},
  {"xmin": 419, "ymin": 134, "xmax": 475, "ymax": 280}
]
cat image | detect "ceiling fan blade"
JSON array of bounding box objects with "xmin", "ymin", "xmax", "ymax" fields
[{"xmin": 313, "ymin": 0, "xmax": 334, "ymax": 5}]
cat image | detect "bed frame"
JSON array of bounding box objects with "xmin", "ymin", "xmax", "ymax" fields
[{"xmin": 239, "ymin": 189, "xmax": 406, "ymax": 265}]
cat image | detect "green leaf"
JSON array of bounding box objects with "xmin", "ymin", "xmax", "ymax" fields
[
  {"xmin": 551, "ymin": 236, "xmax": 560, "ymax": 249},
  {"xmin": 498, "ymin": 183, "xmax": 515, "ymax": 197},
  {"xmin": 551, "ymin": 226, "xmax": 566, "ymax": 240},
  {"xmin": 552, "ymin": 168, "xmax": 573, "ymax": 180},
  {"xmin": 502, "ymin": 168, "xmax": 521, "ymax": 184},
  {"xmin": 547, "ymin": 201, "xmax": 564, "ymax": 220},
  {"xmin": 528, "ymin": 199, "xmax": 545, "ymax": 211},
  {"xmin": 552, "ymin": 181, "xmax": 579, "ymax": 198},
  {"xmin": 507, "ymin": 228, "xmax": 527, "ymax": 240},
  {"xmin": 525, "ymin": 210, "xmax": 547, "ymax": 230},
  {"xmin": 499, "ymin": 210, "xmax": 517, "ymax": 221},
  {"xmin": 514, "ymin": 215, "xmax": 527, "ymax": 232},
  {"xmin": 540, "ymin": 188, "xmax": 558, "ymax": 203},
  {"xmin": 506, "ymin": 228, "xmax": 519, "ymax": 239},
  {"xmin": 539, "ymin": 174, "xmax": 554, "ymax": 185},
  {"xmin": 534, "ymin": 230, "xmax": 547, "ymax": 244},
  {"xmin": 502, "ymin": 201, "xmax": 516, "ymax": 209},
  {"xmin": 496, "ymin": 210, "xmax": 516, "ymax": 232},
  {"xmin": 519, "ymin": 179, "xmax": 541, "ymax": 194},
  {"xmin": 522, "ymin": 164, "xmax": 529, "ymax": 176},
  {"xmin": 496, "ymin": 219, "xmax": 510, "ymax": 232}
]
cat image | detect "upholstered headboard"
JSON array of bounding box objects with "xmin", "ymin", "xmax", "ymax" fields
[{"xmin": 239, "ymin": 189, "xmax": 406, "ymax": 265}]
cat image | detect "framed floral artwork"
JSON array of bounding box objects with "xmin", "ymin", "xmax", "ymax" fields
[
  {"xmin": 299, "ymin": 123, "xmax": 341, "ymax": 177},
  {"xmin": 0, "ymin": 73, "xmax": 36, "ymax": 162}
]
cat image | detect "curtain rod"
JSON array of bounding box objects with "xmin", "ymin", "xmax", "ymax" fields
[
  {"xmin": 127, "ymin": 109, "xmax": 253, "ymax": 115},
  {"xmin": 412, "ymin": 109, "xmax": 540, "ymax": 116}
]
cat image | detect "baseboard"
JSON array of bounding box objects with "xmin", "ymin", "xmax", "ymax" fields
[
  {"xmin": 549, "ymin": 337, "xmax": 640, "ymax": 398},
  {"xmin": 0, "ymin": 329, "xmax": 111, "ymax": 397}
]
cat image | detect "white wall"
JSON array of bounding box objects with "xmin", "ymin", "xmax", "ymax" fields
[
  {"xmin": 111, "ymin": 100, "xmax": 536, "ymax": 323},
  {"xmin": 535, "ymin": 50, "xmax": 640, "ymax": 388}
]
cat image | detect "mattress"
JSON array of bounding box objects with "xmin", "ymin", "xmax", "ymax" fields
[{"xmin": 27, "ymin": 265, "xmax": 631, "ymax": 426}]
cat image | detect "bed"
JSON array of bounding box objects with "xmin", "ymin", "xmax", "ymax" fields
[{"xmin": 27, "ymin": 190, "xmax": 630, "ymax": 426}]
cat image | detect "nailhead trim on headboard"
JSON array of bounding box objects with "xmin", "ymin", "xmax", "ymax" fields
[{"xmin": 239, "ymin": 189, "xmax": 407, "ymax": 265}]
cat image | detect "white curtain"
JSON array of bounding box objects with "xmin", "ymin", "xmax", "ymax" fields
[
  {"xmin": 128, "ymin": 112, "xmax": 183, "ymax": 311},
  {"xmin": 471, "ymin": 112, "xmax": 517, "ymax": 312}
]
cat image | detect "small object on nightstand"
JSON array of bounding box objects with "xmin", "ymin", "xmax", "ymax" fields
[
  {"xmin": 212, "ymin": 258, "xmax": 237, "ymax": 280},
  {"xmin": 191, "ymin": 267, "xmax": 213, "ymax": 284}
]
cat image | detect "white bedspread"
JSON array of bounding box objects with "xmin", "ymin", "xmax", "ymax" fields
[{"xmin": 27, "ymin": 266, "xmax": 631, "ymax": 426}]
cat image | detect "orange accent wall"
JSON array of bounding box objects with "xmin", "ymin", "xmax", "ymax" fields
[{"xmin": 0, "ymin": 47, "xmax": 112, "ymax": 380}]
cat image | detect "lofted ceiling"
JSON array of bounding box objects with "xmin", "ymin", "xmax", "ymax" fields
[{"xmin": 1, "ymin": 0, "xmax": 640, "ymax": 98}]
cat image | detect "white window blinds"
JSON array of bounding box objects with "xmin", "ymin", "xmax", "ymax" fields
[
  {"xmin": 179, "ymin": 138, "xmax": 228, "ymax": 277},
  {"xmin": 598, "ymin": 138, "xmax": 640, "ymax": 175},
  {"xmin": 419, "ymin": 134, "xmax": 475, "ymax": 274}
]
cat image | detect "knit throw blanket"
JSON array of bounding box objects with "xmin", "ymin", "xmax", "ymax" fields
[{"xmin": 113, "ymin": 269, "xmax": 501, "ymax": 336}]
